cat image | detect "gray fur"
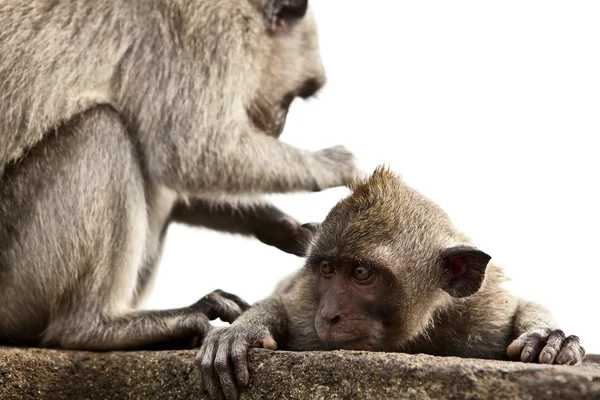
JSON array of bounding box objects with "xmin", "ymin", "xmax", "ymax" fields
[
  {"xmin": 198, "ymin": 167, "xmax": 585, "ymax": 400},
  {"xmin": 0, "ymin": 0, "xmax": 359, "ymax": 349}
]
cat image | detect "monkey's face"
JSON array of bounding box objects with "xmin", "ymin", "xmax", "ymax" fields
[
  {"xmin": 307, "ymin": 253, "xmax": 449, "ymax": 352},
  {"xmin": 308, "ymin": 259, "xmax": 396, "ymax": 351},
  {"xmin": 306, "ymin": 167, "xmax": 493, "ymax": 350},
  {"xmin": 308, "ymin": 241, "xmax": 493, "ymax": 352},
  {"xmin": 248, "ymin": 2, "xmax": 326, "ymax": 137}
]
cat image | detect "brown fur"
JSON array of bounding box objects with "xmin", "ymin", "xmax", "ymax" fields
[{"xmin": 198, "ymin": 167, "xmax": 585, "ymax": 400}]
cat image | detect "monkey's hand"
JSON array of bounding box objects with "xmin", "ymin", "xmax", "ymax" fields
[
  {"xmin": 507, "ymin": 329, "xmax": 586, "ymax": 365},
  {"xmin": 192, "ymin": 289, "xmax": 252, "ymax": 324},
  {"xmin": 254, "ymin": 221, "xmax": 321, "ymax": 257},
  {"xmin": 310, "ymin": 145, "xmax": 362, "ymax": 191},
  {"xmin": 196, "ymin": 325, "xmax": 277, "ymax": 400}
]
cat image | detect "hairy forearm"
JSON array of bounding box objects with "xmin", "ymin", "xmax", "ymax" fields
[
  {"xmin": 171, "ymin": 198, "xmax": 316, "ymax": 256},
  {"xmin": 170, "ymin": 198, "xmax": 261, "ymax": 235}
]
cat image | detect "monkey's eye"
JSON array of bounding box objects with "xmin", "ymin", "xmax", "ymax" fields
[
  {"xmin": 352, "ymin": 265, "xmax": 373, "ymax": 282},
  {"xmin": 319, "ymin": 261, "xmax": 335, "ymax": 276}
]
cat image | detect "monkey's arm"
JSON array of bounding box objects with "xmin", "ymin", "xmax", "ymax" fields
[
  {"xmin": 42, "ymin": 290, "xmax": 249, "ymax": 350},
  {"xmin": 506, "ymin": 299, "xmax": 585, "ymax": 365},
  {"xmin": 170, "ymin": 198, "xmax": 319, "ymax": 256},
  {"xmin": 196, "ymin": 294, "xmax": 290, "ymax": 400},
  {"xmin": 145, "ymin": 120, "xmax": 359, "ymax": 197}
]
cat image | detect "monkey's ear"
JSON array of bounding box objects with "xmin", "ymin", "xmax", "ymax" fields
[
  {"xmin": 263, "ymin": 0, "xmax": 308, "ymax": 32},
  {"xmin": 441, "ymin": 245, "xmax": 491, "ymax": 298}
]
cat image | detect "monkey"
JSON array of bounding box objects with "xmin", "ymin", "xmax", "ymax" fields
[
  {"xmin": 0, "ymin": 0, "xmax": 360, "ymax": 350},
  {"xmin": 197, "ymin": 167, "xmax": 586, "ymax": 400}
]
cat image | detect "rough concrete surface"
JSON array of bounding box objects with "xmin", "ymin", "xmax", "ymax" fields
[{"xmin": 1, "ymin": 347, "xmax": 599, "ymax": 399}]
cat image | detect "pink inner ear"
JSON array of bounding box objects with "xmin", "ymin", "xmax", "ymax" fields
[{"xmin": 449, "ymin": 257, "xmax": 467, "ymax": 276}]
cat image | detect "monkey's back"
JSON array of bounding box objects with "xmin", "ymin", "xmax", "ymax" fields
[{"xmin": 0, "ymin": 1, "xmax": 153, "ymax": 175}]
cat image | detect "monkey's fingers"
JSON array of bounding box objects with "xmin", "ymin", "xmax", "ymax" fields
[
  {"xmin": 507, "ymin": 329, "xmax": 548, "ymax": 362},
  {"xmin": 251, "ymin": 336, "xmax": 278, "ymax": 350},
  {"xmin": 506, "ymin": 338, "xmax": 527, "ymax": 360},
  {"xmin": 311, "ymin": 145, "xmax": 361, "ymax": 191},
  {"xmin": 285, "ymin": 224, "xmax": 320, "ymax": 257},
  {"xmin": 196, "ymin": 336, "xmax": 225, "ymax": 400},
  {"xmin": 214, "ymin": 337, "xmax": 239, "ymax": 400},
  {"xmin": 230, "ymin": 338, "xmax": 251, "ymax": 389},
  {"xmin": 254, "ymin": 218, "xmax": 310, "ymax": 257},
  {"xmin": 214, "ymin": 301, "xmax": 244, "ymax": 324},
  {"xmin": 556, "ymin": 335, "xmax": 586, "ymax": 365},
  {"xmin": 194, "ymin": 290, "xmax": 249, "ymax": 323},
  {"xmin": 273, "ymin": 222, "xmax": 321, "ymax": 257},
  {"xmin": 230, "ymin": 334, "xmax": 277, "ymax": 390},
  {"xmin": 508, "ymin": 329, "xmax": 585, "ymax": 365},
  {"xmin": 301, "ymin": 222, "xmax": 321, "ymax": 234},
  {"xmin": 215, "ymin": 290, "xmax": 252, "ymax": 313},
  {"xmin": 269, "ymin": 227, "xmax": 311, "ymax": 257},
  {"xmin": 196, "ymin": 344, "xmax": 208, "ymax": 392},
  {"xmin": 538, "ymin": 330, "xmax": 565, "ymax": 364}
]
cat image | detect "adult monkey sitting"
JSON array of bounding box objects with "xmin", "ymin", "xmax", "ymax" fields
[{"xmin": 0, "ymin": 0, "xmax": 359, "ymax": 350}]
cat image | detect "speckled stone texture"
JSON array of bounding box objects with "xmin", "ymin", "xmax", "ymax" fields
[{"xmin": 1, "ymin": 347, "xmax": 599, "ymax": 399}]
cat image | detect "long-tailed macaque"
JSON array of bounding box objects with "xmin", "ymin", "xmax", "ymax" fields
[
  {"xmin": 0, "ymin": 0, "xmax": 359, "ymax": 350},
  {"xmin": 198, "ymin": 167, "xmax": 585, "ymax": 400}
]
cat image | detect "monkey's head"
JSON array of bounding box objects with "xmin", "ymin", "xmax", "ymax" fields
[
  {"xmin": 247, "ymin": 0, "xmax": 326, "ymax": 137},
  {"xmin": 305, "ymin": 167, "xmax": 492, "ymax": 351}
]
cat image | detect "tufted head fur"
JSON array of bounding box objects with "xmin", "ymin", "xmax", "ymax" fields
[{"xmin": 305, "ymin": 166, "xmax": 492, "ymax": 350}]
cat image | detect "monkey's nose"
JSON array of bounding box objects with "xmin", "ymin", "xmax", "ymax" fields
[{"xmin": 321, "ymin": 309, "xmax": 342, "ymax": 325}]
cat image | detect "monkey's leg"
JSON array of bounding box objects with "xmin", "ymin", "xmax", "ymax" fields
[
  {"xmin": 506, "ymin": 300, "xmax": 585, "ymax": 365},
  {"xmin": 0, "ymin": 106, "xmax": 248, "ymax": 350},
  {"xmin": 45, "ymin": 289, "xmax": 250, "ymax": 350},
  {"xmin": 146, "ymin": 124, "xmax": 360, "ymax": 196},
  {"xmin": 171, "ymin": 198, "xmax": 320, "ymax": 256}
]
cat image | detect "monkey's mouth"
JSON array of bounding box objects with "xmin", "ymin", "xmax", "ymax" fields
[
  {"xmin": 272, "ymin": 108, "xmax": 289, "ymax": 137},
  {"xmin": 315, "ymin": 315, "xmax": 381, "ymax": 351},
  {"xmin": 247, "ymin": 100, "xmax": 290, "ymax": 138},
  {"xmin": 322, "ymin": 336, "xmax": 373, "ymax": 351},
  {"xmin": 316, "ymin": 324, "xmax": 374, "ymax": 350}
]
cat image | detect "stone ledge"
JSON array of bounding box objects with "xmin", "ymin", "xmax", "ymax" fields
[{"xmin": 1, "ymin": 347, "xmax": 599, "ymax": 399}]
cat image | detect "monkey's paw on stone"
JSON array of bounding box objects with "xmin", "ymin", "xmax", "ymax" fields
[
  {"xmin": 507, "ymin": 329, "xmax": 585, "ymax": 365},
  {"xmin": 196, "ymin": 326, "xmax": 276, "ymax": 400}
]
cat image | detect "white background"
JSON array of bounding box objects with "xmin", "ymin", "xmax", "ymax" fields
[{"xmin": 147, "ymin": 1, "xmax": 600, "ymax": 354}]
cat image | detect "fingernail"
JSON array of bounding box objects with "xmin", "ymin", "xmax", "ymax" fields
[
  {"xmin": 236, "ymin": 373, "xmax": 249, "ymax": 388},
  {"xmin": 522, "ymin": 351, "xmax": 532, "ymax": 362},
  {"xmin": 542, "ymin": 352, "xmax": 552, "ymax": 363},
  {"xmin": 557, "ymin": 355, "xmax": 568, "ymax": 364}
]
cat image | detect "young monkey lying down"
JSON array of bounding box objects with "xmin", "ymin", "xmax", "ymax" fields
[{"xmin": 197, "ymin": 167, "xmax": 585, "ymax": 400}]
